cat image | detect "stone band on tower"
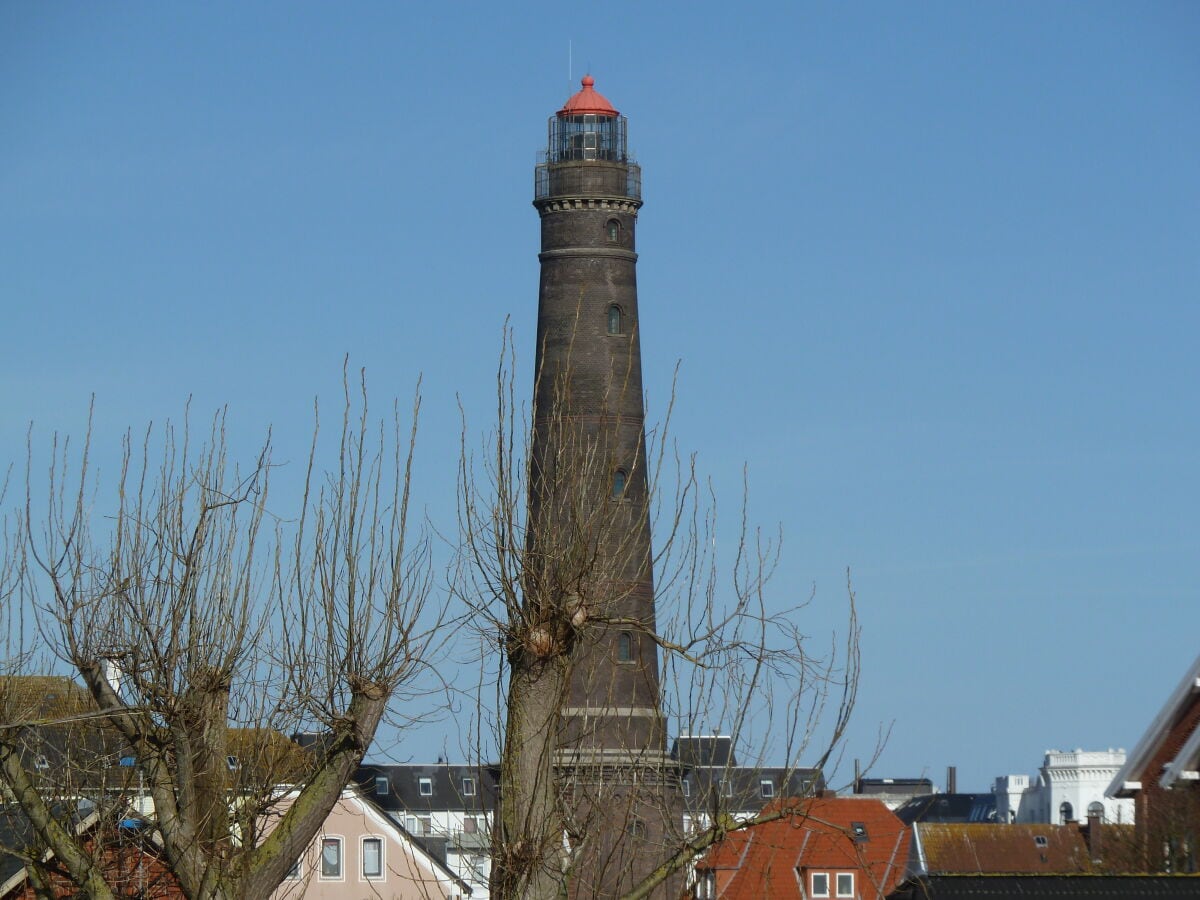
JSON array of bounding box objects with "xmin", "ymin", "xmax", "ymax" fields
[{"xmin": 531, "ymin": 76, "xmax": 680, "ymax": 897}]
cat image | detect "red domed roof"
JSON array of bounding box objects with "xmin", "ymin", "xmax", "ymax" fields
[{"xmin": 557, "ymin": 75, "xmax": 619, "ymax": 118}]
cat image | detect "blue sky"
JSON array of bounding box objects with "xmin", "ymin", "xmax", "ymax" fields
[{"xmin": 3, "ymin": 2, "xmax": 1197, "ymax": 790}]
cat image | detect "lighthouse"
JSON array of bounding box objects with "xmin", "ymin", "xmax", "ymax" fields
[{"xmin": 530, "ymin": 74, "xmax": 681, "ymax": 898}]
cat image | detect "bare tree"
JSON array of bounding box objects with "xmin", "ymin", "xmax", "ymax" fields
[
  {"xmin": 455, "ymin": 326, "xmax": 861, "ymax": 900},
  {"xmin": 0, "ymin": 372, "xmax": 444, "ymax": 899}
]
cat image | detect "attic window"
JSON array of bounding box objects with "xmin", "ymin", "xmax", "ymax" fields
[
  {"xmin": 760, "ymin": 780, "xmax": 774, "ymax": 798},
  {"xmin": 226, "ymin": 755, "xmax": 240, "ymax": 771},
  {"xmin": 462, "ymin": 776, "xmax": 476, "ymax": 796},
  {"xmin": 34, "ymin": 754, "xmax": 49, "ymax": 770},
  {"xmin": 682, "ymin": 780, "xmax": 691, "ymax": 797},
  {"xmin": 419, "ymin": 776, "xmax": 433, "ymax": 796},
  {"xmin": 851, "ymin": 821, "xmax": 868, "ymax": 842},
  {"xmin": 375, "ymin": 776, "xmax": 389, "ymax": 796},
  {"xmin": 1034, "ymin": 835, "xmax": 1049, "ymax": 848}
]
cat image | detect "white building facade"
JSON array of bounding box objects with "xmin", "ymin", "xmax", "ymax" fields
[{"xmin": 993, "ymin": 749, "xmax": 1134, "ymax": 824}]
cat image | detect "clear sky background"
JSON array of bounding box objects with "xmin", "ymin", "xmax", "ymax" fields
[{"xmin": 3, "ymin": 2, "xmax": 1197, "ymax": 791}]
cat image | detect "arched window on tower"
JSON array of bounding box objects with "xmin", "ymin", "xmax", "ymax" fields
[
  {"xmin": 1087, "ymin": 801, "xmax": 1105, "ymax": 822},
  {"xmin": 617, "ymin": 631, "xmax": 633, "ymax": 662},
  {"xmin": 607, "ymin": 304, "xmax": 622, "ymax": 335},
  {"xmin": 606, "ymin": 218, "xmax": 621, "ymax": 242},
  {"xmin": 1060, "ymin": 801, "xmax": 1074, "ymax": 824},
  {"xmin": 612, "ymin": 468, "xmax": 627, "ymax": 497}
]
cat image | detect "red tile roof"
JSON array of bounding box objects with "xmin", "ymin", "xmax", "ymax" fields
[{"xmin": 698, "ymin": 797, "xmax": 910, "ymax": 899}]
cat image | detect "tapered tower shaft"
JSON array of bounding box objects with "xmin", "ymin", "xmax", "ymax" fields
[{"xmin": 530, "ymin": 75, "xmax": 679, "ymax": 899}]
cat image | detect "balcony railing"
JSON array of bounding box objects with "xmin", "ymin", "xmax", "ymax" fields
[{"xmin": 534, "ymin": 160, "xmax": 642, "ymax": 202}]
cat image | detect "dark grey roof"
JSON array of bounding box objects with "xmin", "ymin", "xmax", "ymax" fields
[
  {"xmin": 671, "ymin": 735, "xmax": 737, "ymax": 768},
  {"xmin": 894, "ymin": 793, "xmax": 998, "ymax": 825},
  {"xmin": 681, "ymin": 766, "xmax": 825, "ymax": 815},
  {"xmin": 889, "ymin": 874, "xmax": 1200, "ymax": 898},
  {"xmin": 354, "ymin": 763, "xmax": 499, "ymax": 814},
  {"xmin": 857, "ymin": 777, "xmax": 935, "ymax": 795},
  {"xmin": 3, "ymin": 724, "xmax": 136, "ymax": 795}
]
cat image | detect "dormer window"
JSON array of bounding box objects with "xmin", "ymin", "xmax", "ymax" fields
[
  {"xmin": 462, "ymin": 776, "xmax": 476, "ymax": 797},
  {"xmin": 419, "ymin": 776, "xmax": 433, "ymax": 797},
  {"xmin": 760, "ymin": 780, "xmax": 774, "ymax": 798}
]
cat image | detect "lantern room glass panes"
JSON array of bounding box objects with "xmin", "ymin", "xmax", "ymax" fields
[{"xmin": 551, "ymin": 113, "xmax": 626, "ymax": 162}]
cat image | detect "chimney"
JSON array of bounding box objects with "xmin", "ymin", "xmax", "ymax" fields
[
  {"xmin": 103, "ymin": 658, "xmax": 125, "ymax": 698},
  {"xmin": 946, "ymin": 766, "xmax": 957, "ymax": 794},
  {"xmin": 1085, "ymin": 810, "xmax": 1103, "ymax": 861},
  {"xmin": 854, "ymin": 758, "xmax": 862, "ymax": 794}
]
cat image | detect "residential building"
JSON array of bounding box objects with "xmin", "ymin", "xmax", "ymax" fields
[
  {"xmin": 851, "ymin": 777, "xmax": 935, "ymax": 812},
  {"xmin": 993, "ymin": 749, "xmax": 1133, "ymax": 824},
  {"xmin": 355, "ymin": 764, "xmax": 496, "ymax": 898},
  {"xmin": 271, "ymin": 787, "xmax": 471, "ymax": 900},
  {"xmin": 1108, "ymin": 653, "xmax": 1200, "ymax": 873},
  {"xmin": 672, "ymin": 736, "xmax": 824, "ymax": 835},
  {"xmin": 693, "ymin": 796, "xmax": 910, "ymax": 899},
  {"xmin": 893, "ymin": 793, "xmax": 997, "ymax": 825}
]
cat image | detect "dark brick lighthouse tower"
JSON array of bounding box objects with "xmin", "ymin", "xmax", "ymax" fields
[{"xmin": 530, "ymin": 75, "xmax": 681, "ymax": 898}]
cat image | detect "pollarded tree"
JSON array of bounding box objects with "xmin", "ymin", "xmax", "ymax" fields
[
  {"xmin": 455, "ymin": 327, "xmax": 862, "ymax": 900},
  {"xmin": 0, "ymin": 373, "xmax": 445, "ymax": 899}
]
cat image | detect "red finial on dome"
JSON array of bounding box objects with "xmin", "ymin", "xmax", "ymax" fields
[{"xmin": 558, "ymin": 74, "xmax": 619, "ymax": 118}]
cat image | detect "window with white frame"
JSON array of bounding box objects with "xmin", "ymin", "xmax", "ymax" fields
[
  {"xmin": 362, "ymin": 837, "xmax": 383, "ymax": 879},
  {"xmin": 811, "ymin": 871, "xmax": 830, "ymax": 897},
  {"xmin": 418, "ymin": 816, "xmax": 432, "ymax": 835},
  {"xmin": 320, "ymin": 837, "xmax": 343, "ymax": 879},
  {"xmin": 462, "ymin": 776, "xmax": 476, "ymax": 796},
  {"xmin": 836, "ymin": 872, "xmax": 854, "ymax": 897},
  {"xmin": 375, "ymin": 776, "xmax": 389, "ymax": 796},
  {"xmin": 285, "ymin": 857, "xmax": 301, "ymax": 880},
  {"xmin": 419, "ymin": 776, "xmax": 433, "ymax": 796},
  {"xmin": 760, "ymin": 779, "xmax": 774, "ymax": 798}
]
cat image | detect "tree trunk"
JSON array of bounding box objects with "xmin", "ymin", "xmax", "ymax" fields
[{"xmin": 493, "ymin": 652, "xmax": 569, "ymax": 900}]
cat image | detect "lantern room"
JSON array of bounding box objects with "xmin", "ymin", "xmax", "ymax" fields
[
  {"xmin": 546, "ymin": 75, "xmax": 629, "ymax": 163},
  {"xmin": 535, "ymin": 75, "xmax": 641, "ymax": 202}
]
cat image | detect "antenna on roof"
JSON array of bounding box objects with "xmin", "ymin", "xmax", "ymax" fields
[{"xmin": 568, "ymin": 39, "xmax": 573, "ymax": 93}]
